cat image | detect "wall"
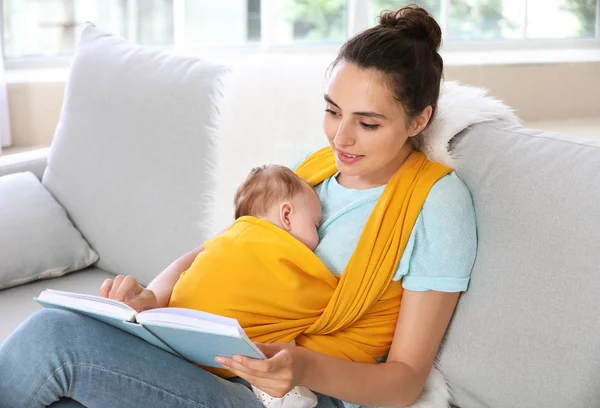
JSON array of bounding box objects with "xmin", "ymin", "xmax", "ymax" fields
[
  {"xmin": 6, "ymin": 59, "xmax": 600, "ymax": 148},
  {"xmin": 7, "ymin": 80, "xmax": 65, "ymax": 147},
  {"xmin": 445, "ymin": 62, "xmax": 600, "ymax": 122}
]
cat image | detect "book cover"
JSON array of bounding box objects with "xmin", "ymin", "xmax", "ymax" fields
[{"xmin": 34, "ymin": 290, "xmax": 266, "ymax": 367}]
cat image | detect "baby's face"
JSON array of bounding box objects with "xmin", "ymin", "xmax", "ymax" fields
[{"xmin": 288, "ymin": 186, "xmax": 322, "ymax": 251}]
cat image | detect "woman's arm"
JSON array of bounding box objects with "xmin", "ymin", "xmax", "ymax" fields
[
  {"xmin": 101, "ymin": 225, "xmax": 231, "ymax": 310},
  {"xmin": 221, "ymin": 290, "xmax": 460, "ymax": 407},
  {"xmin": 146, "ymin": 245, "xmax": 204, "ymax": 307},
  {"xmin": 99, "ymin": 244, "xmax": 204, "ymax": 311},
  {"xmin": 298, "ymin": 290, "xmax": 460, "ymax": 407}
]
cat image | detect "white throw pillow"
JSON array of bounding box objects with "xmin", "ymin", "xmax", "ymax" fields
[
  {"xmin": 0, "ymin": 172, "xmax": 98, "ymax": 290},
  {"xmin": 43, "ymin": 24, "xmax": 228, "ymax": 285},
  {"xmin": 213, "ymin": 57, "xmax": 332, "ymax": 230}
]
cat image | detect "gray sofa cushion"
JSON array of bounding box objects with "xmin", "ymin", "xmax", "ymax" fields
[
  {"xmin": 0, "ymin": 267, "xmax": 115, "ymax": 343},
  {"xmin": 42, "ymin": 24, "xmax": 228, "ymax": 286},
  {"xmin": 0, "ymin": 172, "xmax": 98, "ymax": 291},
  {"xmin": 439, "ymin": 121, "xmax": 600, "ymax": 408}
]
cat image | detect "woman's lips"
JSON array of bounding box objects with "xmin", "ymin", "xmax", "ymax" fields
[{"xmin": 336, "ymin": 150, "xmax": 365, "ymax": 165}]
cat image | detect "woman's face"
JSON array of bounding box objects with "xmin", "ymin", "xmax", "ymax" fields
[{"xmin": 323, "ymin": 62, "xmax": 425, "ymax": 188}]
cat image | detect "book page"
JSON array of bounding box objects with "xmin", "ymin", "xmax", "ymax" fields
[
  {"xmin": 142, "ymin": 308, "xmax": 242, "ymax": 328},
  {"xmin": 137, "ymin": 308, "xmax": 242, "ymax": 337},
  {"xmin": 36, "ymin": 289, "xmax": 136, "ymax": 321}
]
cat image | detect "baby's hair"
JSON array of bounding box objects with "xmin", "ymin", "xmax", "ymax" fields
[{"xmin": 234, "ymin": 165, "xmax": 310, "ymax": 219}]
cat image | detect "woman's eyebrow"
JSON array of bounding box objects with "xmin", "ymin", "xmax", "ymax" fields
[
  {"xmin": 324, "ymin": 94, "xmax": 387, "ymax": 120},
  {"xmin": 324, "ymin": 94, "xmax": 341, "ymax": 109}
]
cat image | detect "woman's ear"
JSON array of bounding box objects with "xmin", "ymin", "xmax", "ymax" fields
[
  {"xmin": 279, "ymin": 202, "xmax": 294, "ymax": 231},
  {"xmin": 409, "ymin": 105, "xmax": 433, "ymax": 137}
]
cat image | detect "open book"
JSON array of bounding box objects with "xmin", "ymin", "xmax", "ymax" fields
[{"xmin": 35, "ymin": 289, "xmax": 266, "ymax": 367}]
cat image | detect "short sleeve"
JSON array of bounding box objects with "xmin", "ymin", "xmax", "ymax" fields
[{"xmin": 393, "ymin": 172, "xmax": 477, "ymax": 292}]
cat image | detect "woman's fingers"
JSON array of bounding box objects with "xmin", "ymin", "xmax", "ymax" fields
[
  {"xmin": 100, "ymin": 275, "xmax": 152, "ymax": 310},
  {"xmin": 215, "ymin": 345, "xmax": 298, "ymax": 399},
  {"xmin": 99, "ymin": 279, "xmax": 113, "ymax": 298},
  {"xmin": 107, "ymin": 275, "xmax": 141, "ymax": 302},
  {"xmin": 113, "ymin": 275, "xmax": 141, "ymax": 302},
  {"xmin": 219, "ymin": 361, "xmax": 286, "ymax": 398},
  {"xmin": 216, "ymin": 356, "xmax": 261, "ymax": 379},
  {"xmin": 108, "ymin": 275, "xmax": 125, "ymax": 299},
  {"xmin": 217, "ymin": 355, "xmax": 272, "ymax": 378}
]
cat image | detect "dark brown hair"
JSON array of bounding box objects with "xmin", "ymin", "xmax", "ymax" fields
[
  {"xmin": 330, "ymin": 4, "xmax": 443, "ymax": 145},
  {"xmin": 234, "ymin": 165, "xmax": 309, "ymax": 219}
]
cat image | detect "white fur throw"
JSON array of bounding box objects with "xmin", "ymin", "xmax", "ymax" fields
[
  {"xmin": 214, "ymin": 60, "xmax": 521, "ymax": 408},
  {"xmin": 419, "ymin": 80, "xmax": 521, "ymax": 168}
]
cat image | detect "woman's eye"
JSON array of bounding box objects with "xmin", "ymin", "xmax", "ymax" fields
[
  {"xmin": 324, "ymin": 108, "xmax": 338, "ymax": 116},
  {"xmin": 360, "ymin": 122, "xmax": 380, "ymax": 130}
]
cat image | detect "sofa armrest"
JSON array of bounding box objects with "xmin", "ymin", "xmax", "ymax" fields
[{"xmin": 0, "ymin": 148, "xmax": 49, "ymax": 179}]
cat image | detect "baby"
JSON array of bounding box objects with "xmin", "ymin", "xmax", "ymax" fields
[
  {"xmin": 233, "ymin": 165, "xmax": 321, "ymax": 408},
  {"xmin": 172, "ymin": 164, "xmax": 322, "ymax": 408}
]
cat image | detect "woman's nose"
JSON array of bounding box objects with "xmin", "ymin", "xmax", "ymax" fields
[{"xmin": 333, "ymin": 120, "xmax": 355, "ymax": 147}]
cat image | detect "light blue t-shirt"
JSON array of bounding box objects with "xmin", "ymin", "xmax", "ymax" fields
[{"xmin": 313, "ymin": 171, "xmax": 477, "ymax": 292}]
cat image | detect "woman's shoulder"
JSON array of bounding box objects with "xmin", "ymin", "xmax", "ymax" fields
[
  {"xmin": 422, "ymin": 171, "xmax": 474, "ymax": 216},
  {"xmin": 414, "ymin": 171, "xmax": 477, "ymax": 272}
]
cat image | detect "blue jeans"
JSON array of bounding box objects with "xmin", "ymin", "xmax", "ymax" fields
[{"xmin": 0, "ymin": 309, "xmax": 344, "ymax": 408}]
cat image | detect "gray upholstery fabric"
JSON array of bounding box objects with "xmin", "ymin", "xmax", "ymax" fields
[
  {"xmin": 0, "ymin": 172, "xmax": 98, "ymax": 290},
  {"xmin": 0, "ymin": 148, "xmax": 48, "ymax": 179},
  {"xmin": 0, "ymin": 267, "xmax": 115, "ymax": 343},
  {"xmin": 42, "ymin": 25, "xmax": 228, "ymax": 286},
  {"xmin": 438, "ymin": 121, "xmax": 600, "ymax": 408}
]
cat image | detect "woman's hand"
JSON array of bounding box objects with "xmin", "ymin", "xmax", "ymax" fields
[
  {"xmin": 99, "ymin": 275, "xmax": 158, "ymax": 312},
  {"xmin": 215, "ymin": 343, "xmax": 309, "ymax": 398}
]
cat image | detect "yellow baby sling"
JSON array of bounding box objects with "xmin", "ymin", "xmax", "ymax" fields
[{"xmin": 169, "ymin": 147, "xmax": 451, "ymax": 376}]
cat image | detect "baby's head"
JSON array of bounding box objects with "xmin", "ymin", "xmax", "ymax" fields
[{"xmin": 234, "ymin": 165, "xmax": 322, "ymax": 251}]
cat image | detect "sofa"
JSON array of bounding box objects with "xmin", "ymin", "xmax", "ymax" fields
[{"xmin": 2, "ymin": 24, "xmax": 600, "ymax": 408}]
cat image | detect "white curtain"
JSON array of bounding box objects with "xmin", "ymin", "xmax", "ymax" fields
[{"xmin": 0, "ymin": 6, "xmax": 12, "ymax": 151}]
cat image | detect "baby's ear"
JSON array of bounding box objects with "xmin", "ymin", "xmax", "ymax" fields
[{"xmin": 279, "ymin": 202, "xmax": 294, "ymax": 231}]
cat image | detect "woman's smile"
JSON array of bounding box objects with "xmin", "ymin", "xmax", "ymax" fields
[{"xmin": 336, "ymin": 149, "xmax": 365, "ymax": 165}]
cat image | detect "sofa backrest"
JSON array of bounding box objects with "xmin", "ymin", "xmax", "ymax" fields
[{"xmin": 439, "ymin": 121, "xmax": 600, "ymax": 408}]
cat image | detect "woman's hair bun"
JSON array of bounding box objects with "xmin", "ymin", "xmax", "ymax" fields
[{"xmin": 379, "ymin": 5, "xmax": 442, "ymax": 51}]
